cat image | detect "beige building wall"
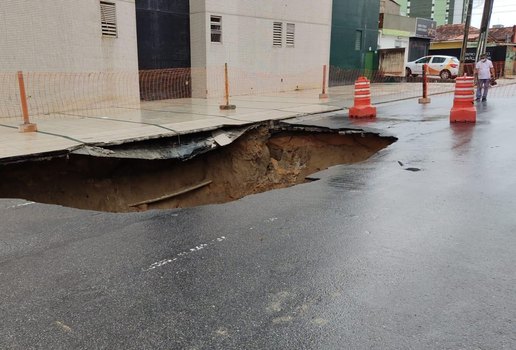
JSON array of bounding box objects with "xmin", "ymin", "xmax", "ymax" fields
[
  {"xmin": 189, "ymin": 0, "xmax": 333, "ymax": 98},
  {"xmin": 0, "ymin": 0, "xmax": 139, "ymax": 118},
  {"xmin": 0, "ymin": 0, "xmax": 138, "ymax": 72}
]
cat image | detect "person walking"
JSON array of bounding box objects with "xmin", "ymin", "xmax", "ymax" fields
[{"xmin": 474, "ymin": 53, "xmax": 495, "ymax": 102}]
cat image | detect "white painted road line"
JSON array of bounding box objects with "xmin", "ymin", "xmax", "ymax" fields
[
  {"xmin": 7, "ymin": 201, "xmax": 35, "ymax": 209},
  {"xmin": 143, "ymin": 236, "xmax": 227, "ymax": 272}
]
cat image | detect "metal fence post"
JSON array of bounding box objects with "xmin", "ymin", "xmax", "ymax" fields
[
  {"xmin": 17, "ymin": 71, "xmax": 38, "ymax": 132},
  {"xmin": 219, "ymin": 63, "xmax": 236, "ymax": 110},
  {"xmin": 418, "ymin": 64, "xmax": 431, "ymax": 104},
  {"xmin": 319, "ymin": 64, "xmax": 328, "ymax": 99}
]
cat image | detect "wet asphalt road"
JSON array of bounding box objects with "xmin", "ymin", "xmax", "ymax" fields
[{"xmin": 1, "ymin": 91, "xmax": 516, "ymax": 349}]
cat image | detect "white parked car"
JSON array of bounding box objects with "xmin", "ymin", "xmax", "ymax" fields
[{"xmin": 405, "ymin": 55, "xmax": 459, "ymax": 80}]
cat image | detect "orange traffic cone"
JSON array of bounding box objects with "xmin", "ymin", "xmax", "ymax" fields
[
  {"xmin": 349, "ymin": 77, "xmax": 376, "ymax": 118},
  {"xmin": 450, "ymin": 76, "xmax": 476, "ymax": 123}
]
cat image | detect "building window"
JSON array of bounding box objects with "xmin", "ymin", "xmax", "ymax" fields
[
  {"xmin": 211, "ymin": 16, "xmax": 222, "ymax": 43},
  {"xmin": 273, "ymin": 22, "xmax": 282, "ymax": 47},
  {"xmin": 286, "ymin": 23, "xmax": 295, "ymax": 48},
  {"xmin": 100, "ymin": 1, "xmax": 117, "ymax": 37},
  {"xmin": 354, "ymin": 30, "xmax": 362, "ymax": 51}
]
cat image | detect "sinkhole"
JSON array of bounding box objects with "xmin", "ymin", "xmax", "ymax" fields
[{"xmin": 0, "ymin": 124, "xmax": 396, "ymax": 212}]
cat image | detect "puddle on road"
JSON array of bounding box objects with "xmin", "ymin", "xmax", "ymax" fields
[{"xmin": 0, "ymin": 126, "xmax": 396, "ymax": 212}]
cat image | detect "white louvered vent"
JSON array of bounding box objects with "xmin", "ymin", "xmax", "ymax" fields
[
  {"xmin": 211, "ymin": 16, "xmax": 222, "ymax": 43},
  {"xmin": 273, "ymin": 22, "xmax": 282, "ymax": 47},
  {"xmin": 100, "ymin": 2, "xmax": 117, "ymax": 37},
  {"xmin": 286, "ymin": 23, "xmax": 295, "ymax": 48}
]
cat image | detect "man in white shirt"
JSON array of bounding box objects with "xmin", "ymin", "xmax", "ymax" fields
[{"xmin": 474, "ymin": 53, "xmax": 495, "ymax": 102}]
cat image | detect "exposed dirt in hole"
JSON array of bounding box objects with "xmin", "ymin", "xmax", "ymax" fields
[{"xmin": 0, "ymin": 127, "xmax": 395, "ymax": 212}]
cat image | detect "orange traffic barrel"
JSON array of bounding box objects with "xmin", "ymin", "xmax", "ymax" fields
[
  {"xmin": 349, "ymin": 76, "xmax": 376, "ymax": 118},
  {"xmin": 450, "ymin": 76, "xmax": 476, "ymax": 123}
]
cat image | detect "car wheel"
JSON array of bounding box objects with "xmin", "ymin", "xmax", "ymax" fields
[
  {"xmin": 440, "ymin": 70, "xmax": 451, "ymax": 80},
  {"xmin": 405, "ymin": 68, "xmax": 412, "ymax": 78}
]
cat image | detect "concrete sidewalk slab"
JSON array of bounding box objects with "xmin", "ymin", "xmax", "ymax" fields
[
  {"xmin": 0, "ymin": 89, "xmax": 343, "ymax": 161},
  {"xmin": 1, "ymin": 80, "xmax": 514, "ymax": 162},
  {"xmin": 0, "ymin": 124, "xmax": 81, "ymax": 158}
]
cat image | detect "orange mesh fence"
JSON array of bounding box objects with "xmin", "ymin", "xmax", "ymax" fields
[
  {"xmin": 139, "ymin": 66, "xmax": 321, "ymax": 100},
  {"xmin": 0, "ymin": 72, "xmax": 21, "ymax": 121},
  {"xmin": 329, "ymin": 62, "xmax": 516, "ymax": 104},
  {"xmin": 0, "ymin": 66, "xmax": 324, "ymax": 120},
  {"xmin": 215, "ymin": 66, "xmax": 322, "ymax": 97},
  {"xmin": 139, "ymin": 68, "xmax": 192, "ymax": 100},
  {"xmin": 329, "ymin": 66, "xmax": 457, "ymax": 103},
  {"xmin": 462, "ymin": 62, "xmax": 506, "ymax": 78},
  {"xmin": 1, "ymin": 63, "xmax": 516, "ymax": 124},
  {"xmin": 183, "ymin": 65, "xmax": 322, "ymax": 99},
  {"xmin": 120, "ymin": 65, "xmax": 322, "ymax": 101},
  {"xmin": 0, "ymin": 71, "xmax": 140, "ymax": 121}
]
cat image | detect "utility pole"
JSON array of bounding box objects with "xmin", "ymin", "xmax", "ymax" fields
[
  {"xmin": 459, "ymin": 0, "xmax": 474, "ymax": 76},
  {"xmin": 475, "ymin": 0, "xmax": 495, "ymax": 62}
]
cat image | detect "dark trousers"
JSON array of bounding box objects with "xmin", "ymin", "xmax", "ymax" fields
[{"xmin": 476, "ymin": 79, "xmax": 490, "ymax": 99}]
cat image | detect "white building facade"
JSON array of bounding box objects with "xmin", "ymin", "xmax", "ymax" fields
[
  {"xmin": 0, "ymin": 0, "xmax": 139, "ymax": 118},
  {"xmin": 378, "ymin": 1, "xmax": 414, "ymax": 76},
  {"xmin": 189, "ymin": 0, "xmax": 333, "ymax": 98},
  {"xmin": 0, "ymin": 0, "xmax": 138, "ymax": 72}
]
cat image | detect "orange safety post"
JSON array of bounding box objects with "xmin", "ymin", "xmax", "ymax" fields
[
  {"xmin": 319, "ymin": 64, "xmax": 328, "ymax": 99},
  {"xmin": 349, "ymin": 76, "xmax": 376, "ymax": 118},
  {"xmin": 418, "ymin": 64, "xmax": 431, "ymax": 104},
  {"xmin": 219, "ymin": 63, "xmax": 236, "ymax": 110},
  {"xmin": 17, "ymin": 71, "xmax": 38, "ymax": 132},
  {"xmin": 450, "ymin": 75, "xmax": 476, "ymax": 123}
]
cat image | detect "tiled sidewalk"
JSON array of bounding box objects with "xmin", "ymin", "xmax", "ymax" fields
[
  {"xmin": 0, "ymin": 90, "xmax": 342, "ymax": 161},
  {"xmin": 2, "ymin": 79, "xmax": 514, "ymax": 162}
]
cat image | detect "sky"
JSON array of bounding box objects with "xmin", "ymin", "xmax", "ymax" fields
[{"xmin": 471, "ymin": 0, "xmax": 516, "ymax": 27}]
